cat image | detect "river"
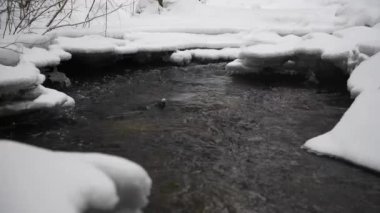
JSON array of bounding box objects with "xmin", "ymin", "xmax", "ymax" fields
[{"xmin": 1, "ymin": 62, "xmax": 379, "ymax": 213}]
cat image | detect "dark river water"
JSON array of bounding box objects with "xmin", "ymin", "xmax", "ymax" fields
[{"xmin": 1, "ymin": 62, "xmax": 380, "ymax": 213}]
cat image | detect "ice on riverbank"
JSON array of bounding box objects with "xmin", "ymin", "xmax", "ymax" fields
[
  {"xmin": 0, "ymin": 36, "xmax": 74, "ymax": 117},
  {"xmin": 334, "ymin": 26, "xmax": 380, "ymax": 57},
  {"xmin": 0, "ymin": 84, "xmax": 75, "ymax": 117},
  {"xmin": 303, "ymin": 89, "xmax": 380, "ymax": 172},
  {"xmin": 0, "ymin": 61, "xmax": 74, "ymax": 117},
  {"xmin": 169, "ymin": 48, "xmax": 240, "ymax": 65},
  {"xmin": 55, "ymin": 35, "xmax": 138, "ymax": 54},
  {"xmin": 226, "ymin": 25, "xmax": 380, "ymax": 76},
  {"xmin": 226, "ymin": 31, "xmax": 363, "ymax": 76},
  {"xmin": 302, "ymin": 45, "xmax": 380, "ymax": 172},
  {"xmin": 0, "ymin": 140, "xmax": 151, "ymax": 213},
  {"xmin": 55, "ymin": 32, "xmax": 244, "ymax": 54},
  {"xmin": 21, "ymin": 47, "xmax": 67, "ymax": 68},
  {"xmin": 348, "ymin": 52, "xmax": 380, "ymax": 97},
  {"xmin": 0, "ymin": 62, "xmax": 44, "ymax": 95}
]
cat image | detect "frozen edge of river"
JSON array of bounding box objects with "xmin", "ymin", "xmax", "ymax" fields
[{"xmin": 303, "ymin": 53, "xmax": 380, "ymax": 173}]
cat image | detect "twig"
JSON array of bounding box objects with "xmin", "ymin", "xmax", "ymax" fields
[
  {"xmin": 83, "ymin": 0, "xmax": 96, "ymax": 27},
  {"xmin": 43, "ymin": 3, "xmax": 125, "ymax": 34},
  {"xmin": 46, "ymin": 0, "xmax": 68, "ymax": 27}
]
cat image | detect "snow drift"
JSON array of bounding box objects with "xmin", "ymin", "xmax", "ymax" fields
[
  {"xmin": 0, "ymin": 61, "xmax": 74, "ymax": 117},
  {"xmin": 0, "ymin": 140, "xmax": 151, "ymax": 213},
  {"xmin": 348, "ymin": 52, "xmax": 380, "ymax": 97},
  {"xmin": 302, "ymin": 41, "xmax": 380, "ymax": 172},
  {"xmin": 302, "ymin": 89, "xmax": 380, "ymax": 172},
  {"xmin": 226, "ymin": 31, "xmax": 362, "ymax": 76}
]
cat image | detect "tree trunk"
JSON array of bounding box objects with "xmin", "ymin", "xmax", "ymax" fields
[{"xmin": 158, "ymin": 0, "xmax": 163, "ymax": 7}]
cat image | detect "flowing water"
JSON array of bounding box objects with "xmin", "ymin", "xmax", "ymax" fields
[{"xmin": 1, "ymin": 63, "xmax": 379, "ymax": 213}]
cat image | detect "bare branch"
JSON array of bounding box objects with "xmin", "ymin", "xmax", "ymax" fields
[
  {"xmin": 46, "ymin": 0, "xmax": 68, "ymax": 27},
  {"xmin": 43, "ymin": 3, "xmax": 125, "ymax": 34},
  {"xmin": 83, "ymin": 0, "xmax": 96, "ymax": 27}
]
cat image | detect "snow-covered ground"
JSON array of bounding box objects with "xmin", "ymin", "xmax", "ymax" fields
[
  {"xmin": 348, "ymin": 52, "xmax": 380, "ymax": 97},
  {"xmin": 0, "ymin": 46, "xmax": 74, "ymax": 117},
  {"xmin": 226, "ymin": 26, "xmax": 380, "ymax": 76},
  {"xmin": 0, "ymin": 140, "xmax": 151, "ymax": 213},
  {"xmin": 2, "ymin": 0, "xmax": 380, "ymax": 211}
]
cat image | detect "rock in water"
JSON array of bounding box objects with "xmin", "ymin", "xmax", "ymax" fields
[
  {"xmin": 45, "ymin": 68, "xmax": 72, "ymax": 88},
  {"xmin": 155, "ymin": 98, "xmax": 166, "ymax": 109}
]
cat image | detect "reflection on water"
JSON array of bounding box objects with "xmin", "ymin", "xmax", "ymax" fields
[{"xmin": 1, "ymin": 63, "xmax": 380, "ymax": 213}]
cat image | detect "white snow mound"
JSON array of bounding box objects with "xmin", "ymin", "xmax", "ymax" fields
[
  {"xmin": 169, "ymin": 48, "xmax": 240, "ymax": 65},
  {"xmin": 334, "ymin": 26, "xmax": 380, "ymax": 57},
  {"xmin": 0, "ymin": 62, "xmax": 44, "ymax": 95},
  {"xmin": 0, "ymin": 48, "xmax": 20, "ymax": 66},
  {"xmin": 60, "ymin": 152, "xmax": 152, "ymax": 212},
  {"xmin": 0, "ymin": 140, "xmax": 151, "ymax": 213},
  {"xmin": 227, "ymin": 32, "xmax": 361, "ymax": 74},
  {"xmin": 348, "ymin": 52, "xmax": 380, "ymax": 97},
  {"xmin": 303, "ymin": 89, "xmax": 380, "ymax": 172},
  {"xmin": 0, "ymin": 61, "xmax": 74, "ymax": 117}
]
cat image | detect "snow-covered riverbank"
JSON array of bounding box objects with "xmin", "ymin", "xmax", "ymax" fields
[
  {"xmin": 1, "ymin": 0, "xmax": 380, "ymax": 212},
  {"xmin": 1, "ymin": 0, "xmax": 379, "ymax": 115}
]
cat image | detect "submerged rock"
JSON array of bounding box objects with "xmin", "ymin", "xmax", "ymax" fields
[{"xmin": 45, "ymin": 68, "xmax": 72, "ymax": 88}]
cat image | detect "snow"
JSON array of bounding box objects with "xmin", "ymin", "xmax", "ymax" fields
[
  {"xmin": 0, "ymin": 48, "xmax": 20, "ymax": 66},
  {"xmin": 22, "ymin": 47, "xmax": 61, "ymax": 67},
  {"xmin": 169, "ymin": 50, "xmax": 192, "ymax": 65},
  {"xmin": 55, "ymin": 35, "xmax": 137, "ymax": 54},
  {"xmin": 335, "ymin": 0, "xmax": 380, "ymax": 27},
  {"xmin": 347, "ymin": 52, "xmax": 380, "ymax": 98},
  {"xmin": 20, "ymin": 45, "xmax": 72, "ymax": 68},
  {"xmin": 0, "ymin": 140, "xmax": 151, "ymax": 213},
  {"xmin": 123, "ymin": 32, "xmax": 243, "ymax": 51},
  {"xmin": 0, "ymin": 36, "xmax": 72, "ymax": 68},
  {"xmin": 55, "ymin": 32, "xmax": 244, "ymax": 55},
  {"xmin": 126, "ymin": 1, "xmax": 341, "ymax": 36},
  {"xmin": 333, "ymin": 26, "xmax": 380, "ymax": 57},
  {"xmin": 28, "ymin": 86, "xmax": 74, "ymax": 108},
  {"xmin": 302, "ymin": 89, "xmax": 380, "ymax": 172},
  {"xmin": 206, "ymin": 0, "xmax": 380, "ymax": 28},
  {"xmin": 49, "ymin": 45, "xmax": 73, "ymax": 61},
  {"xmin": 226, "ymin": 31, "xmax": 362, "ymax": 74},
  {"xmin": 242, "ymin": 31, "xmax": 287, "ymax": 45},
  {"xmin": 206, "ymin": 0, "xmax": 340, "ymax": 10},
  {"xmin": 1, "ymin": 0, "xmax": 379, "ymax": 37},
  {"xmin": 169, "ymin": 48, "xmax": 240, "ymax": 65},
  {"xmin": 55, "ymin": 30, "xmax": 243, "ymax": 65},
  {"xmin": 0, "ymin": 85, "xmax": 75, "ymax": 117},
  {"xmin": 0, "ymin": 62, "xmax": 45, "ymax": 95},
  {"xmin": 0, "ymin": 34, "xmax": 53, "ymax": 48},
  {"xmin": 0, "ymin": 36, "xmax": 73, "ymax": 118},
  {"xmin": 0, "ymin": 61, "xmax": 74, "ymax": 117},
  {"xmin": 298, "ymin": 26, "xmax": 380, "ymax": 172},
  {"xmin": 59, "ymin": 152, "xmax": 152, "ymax": 212}
]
